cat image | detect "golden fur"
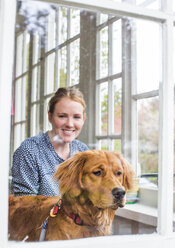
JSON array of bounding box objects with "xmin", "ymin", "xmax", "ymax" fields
[{"xmin": 9, "ymin": 150, "xmax": 134, "ymax": 241}]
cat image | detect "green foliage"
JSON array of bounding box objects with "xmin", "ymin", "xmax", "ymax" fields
[{"xmin": 60, "ymin": 68, "xmax": 66, "ymax": 87}]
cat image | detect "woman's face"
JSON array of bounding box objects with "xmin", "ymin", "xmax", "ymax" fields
[{"xmin": 48, "ymin": 97, "xmax": 85, "ymax": 143}]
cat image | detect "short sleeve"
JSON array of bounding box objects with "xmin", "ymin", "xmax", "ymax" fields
[{"xmin": 11, "ymin": 142, "xmax": 39, "ymax": 196}]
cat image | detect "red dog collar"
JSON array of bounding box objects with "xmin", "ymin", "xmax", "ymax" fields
[
  {"xmin": 50, "ymin": 199, "xmax": 89, "ymax": 226},
  {"xmin": 62, "ymin": 207, "xmax": 89, "ymax": 226}
]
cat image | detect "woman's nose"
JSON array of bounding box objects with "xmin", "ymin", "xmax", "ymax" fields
[{"xmin": 65, "ymin": 117, "xmax": 73, "ymax": 127}]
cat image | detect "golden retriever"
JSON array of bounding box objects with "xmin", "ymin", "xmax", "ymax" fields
[{"xmin": 8, "ymin": 150, "xmax": 134, "ymax": 241}]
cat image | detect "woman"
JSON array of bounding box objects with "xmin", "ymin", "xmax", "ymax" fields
[{"xmin": 11, "ymin": 87, "xmax": 89, "ymax": 196}]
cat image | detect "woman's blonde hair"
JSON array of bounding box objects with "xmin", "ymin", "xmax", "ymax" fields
[{"xmin": 48, "ymin": 87, "xmax": 86, "ymax": 114}]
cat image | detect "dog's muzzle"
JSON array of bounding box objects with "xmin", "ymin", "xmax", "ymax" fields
[{"xmin": 112, "ymin": 187, "xmax": 126, "ymax": 207}]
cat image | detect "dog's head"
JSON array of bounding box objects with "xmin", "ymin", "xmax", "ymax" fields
[{"xmin": 54, "ymin": 150, "xmax": 134, "ymax": 210}]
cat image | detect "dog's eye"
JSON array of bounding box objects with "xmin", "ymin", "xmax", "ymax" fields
[
  {"xmin": 116, "ymin": 171, "xmax": 122, "ymax": 176},
  {"xmin": 93, "ymin": 170, "xmax": 102, "ymax": 176}
]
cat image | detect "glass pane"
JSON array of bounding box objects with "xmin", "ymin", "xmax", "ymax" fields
[
  {"xmin": 113, "ymin": 78, "xmax": 122, "ymax": 134},
  {"xmin": 58, "ymin": 47, "xmax": 67, "ymax": 87},
  {"xmin": 70, "ymin": 9, "xmax": 80, "ymax": 37},
  {"xmin": 45, "ymin": 53, "xmax": 55, "ymax": 94},
  {"xmin": 14, "ymin": 123, "xmax": 27, "ymax": 151},
  {"xmin": 23, "ymin": 32, "xmax": 30, "ymax": 73},
  {"xmin": 16, "ymin": 33, "xmax": 23, "ymax": 76},
  {"xmin": 46, "ymin": 10, "xmax": 56, "ymax": 51},
  {"xmin": 16, "ymin": 32, "xmax": 30, "ymax": 76},
  {"xmin": 70, "ymin": 39, "xmax": 80, "ymax": 86},
  {"xmin": 31, "ymin": 104, "xmax": 40, "ymax": 136},
  {"xmin": 136, "ymin": 20, "xmax": 161, "ymax": 93},
  {"xmin": 100, "ymin": 82, "xmax": 108, "ymax": 135},
  {"xmin": 99, "ymin": 27, "xmax": 108, "ymax": 79},
  {"xmin": 58, "ymin": 7, "xmax": 68, "ymax": 44},
  {"xmin": 114, "ymin": 139, "xmax": 121, "ymax": 152},
  {"xmin": 31, "ymin": 66, "xmax": 40, "ymax": 102},
  {"xmin": 113, "ymin": 19, "xmax": 122, "ymax": 74},
  {"xmin": 138, "ymin": 97, "xmax": 159, "ymax": 181},
  {"xmin": 14, "ymin": 76, "xmax": 28, "ymax": 122},
  {"xmin": 32, "ymin": 32, "xmax": 41, "ymax": 65},
  {"xmin": 101, "ymin": 139, "xmax": 108, "ymax": 150},
  {"xmin": 12, "ymin": 0, "xmax": 166, "ymax": 239},
  {"xmin": 14, "ymin": 78, "xmax": 22, "ymax": 123}
]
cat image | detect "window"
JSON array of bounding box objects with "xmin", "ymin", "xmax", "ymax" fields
[{"xmin": 1, "ymin": 0, "xmax": 175, "ymax": 247}]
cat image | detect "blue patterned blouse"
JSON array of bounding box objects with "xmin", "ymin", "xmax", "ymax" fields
[{"xmin": 11, "ymin": 131, "xmax": 89, "ymax": 196}]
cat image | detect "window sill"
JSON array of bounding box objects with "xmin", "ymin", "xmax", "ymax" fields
[
  {"xmin": 116, "ymin": 186, "xmax": 175, "ymax": 227},
  {"xmin": 116, "ymin": 202, "xmax": 158, "ymax": 226}
]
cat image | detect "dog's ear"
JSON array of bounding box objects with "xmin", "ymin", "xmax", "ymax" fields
[
  {"xmin": 114, "ymin": 153, "xmax": 134, "ymax": 191},
  {"xmin": 54, "ymin": 152, "xmax": 87, "ymax": 198}
]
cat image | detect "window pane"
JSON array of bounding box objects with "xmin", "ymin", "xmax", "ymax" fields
[
  {"xmin": 138, "ymin": 97, "xmax": 159, "ymax": 178},
  {"xmin": 113, "ymin": 19, "xmax": 122, "ymax": 74},
  {"xmin": 136, "ymin": 20, "xmax": 161, "ymax": 93},
  {"xmin": 14, "ymin": 123, "xmax": 26, "ymax": 151},
  {"xmin": 31, "ymin": 66, "xmax": 40, "ymax": 102},
  {"xmin": 12, "ymin": 1, "xmax": 168, "ymax": 238},
  {"xmin": 15, "ymin": 76, "xmax": 28, "ymax": 122},
  {"xmin": 16, "ymin": 32, "xmax": 30, "ymax": 76},
  {"xmin": 70, "ymin": 39, "xmax": 80, "ymax": 86},
  {"xmin": 113, "ymin": 78, "xmax": 122, "ymax": 134},
  {"xmin": 101, "ymin": 139, "xmax": 108, "ymax": 150},
  {"xmin": 46, "ymin": 10, "xmax": 56, "ymax": 51},
  {"xmin": 32, "ymin": 32, "xmax": 41, "ymax": 65},
  {"xmin": 31, "ymin": 104, "xmax": 40, "ymax": 136},
  {"xmin": 70, "ymin": 9, "xmax": 80, "ymax": 38},
  {"xmin": 45, "ymin": 53, "xmax": 55, "ymax": 94},
  {"xmin": 58, "ymin": 7, "xmax": 68, "ymax": 44},
  {"xmin": 98, "ymin": 27, "xmax": 108, "ymax": 79},
  {"xmin": 58, "ymin": 47, "xmax": 67, "ymax": 87},
  {"xmin": 16, "ymin": 34, "xmax": 23, "ymax": 76},
  {"xmin": 100, "ymin": 82, "xmax": 108, "ymax": 135},
  {"xmin": 114, "ymin": 139, "xmax": 121, "ymax": 152}
]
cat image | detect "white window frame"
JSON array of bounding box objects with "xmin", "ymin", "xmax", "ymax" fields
[{"xmin": 1, "ymin": 0, "xmax": 175, "ymax": 247}]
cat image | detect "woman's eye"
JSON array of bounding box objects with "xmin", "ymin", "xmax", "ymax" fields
[
  {"xmin": 116, "ymin": 171, "xmax": 122, "ymax": 176},
  {"xmin": 58, "ymin": 115, "xmax": 66, "ymax": 118},
  {"xmin": 93, "ymin": 170, "xmax": 102, "ymax": 176},
  {"xmin": 74, "ymin": 116, "xmax": 81, "ymax": 119}
]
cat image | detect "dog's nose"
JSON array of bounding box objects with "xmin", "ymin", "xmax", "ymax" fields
[{"xmin": 112, "ymin": 187, "xmax": 125, "ymax": 199}]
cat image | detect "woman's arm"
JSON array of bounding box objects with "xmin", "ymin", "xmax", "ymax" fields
[{"xmin": 11, "ymin": 143, "xmax": 39, "ymax": 196}]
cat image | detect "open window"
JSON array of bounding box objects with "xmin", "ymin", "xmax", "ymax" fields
[{"xmin": 1, "ymin": 0, "xmax": 175, "ymax": 247}]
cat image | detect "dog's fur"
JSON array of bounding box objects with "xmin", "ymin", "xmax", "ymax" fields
[{"xmin": 9, "ymin": 150, "xmax": 134, "ymax": 241}]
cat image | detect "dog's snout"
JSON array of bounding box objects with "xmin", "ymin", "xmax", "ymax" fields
[{"xmin": 112, "ymin": 187, "xmax": 125, "ymax": 199}]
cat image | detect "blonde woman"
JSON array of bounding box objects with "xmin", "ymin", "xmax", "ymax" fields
[{"xmin": 11, "ymin": 87, "xmax": 88, "ymax": 196}]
